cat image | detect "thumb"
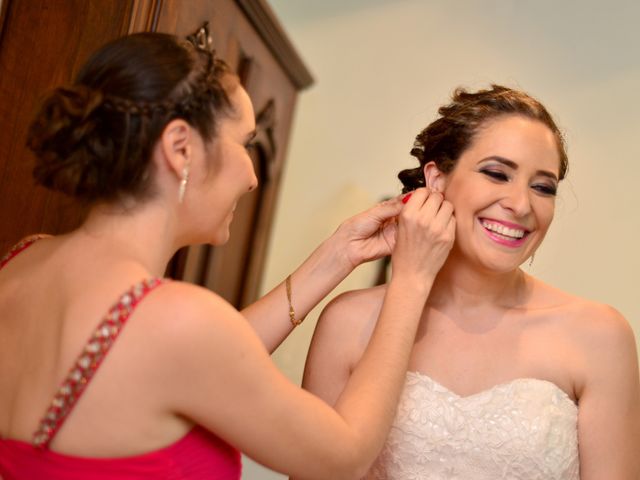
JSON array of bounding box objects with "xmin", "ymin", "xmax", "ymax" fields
[{"xmin": 368, "ymin": 196, "xmax": 403, "ymax": 221}]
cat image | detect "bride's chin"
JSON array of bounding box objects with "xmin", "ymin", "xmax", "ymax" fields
[
  {"xmin": 454, "ymin": 251, "xmax": 525, "ymax": 274},
  {"xmin": 478, "ymin": 258, "xmax": 527, "ymax": 274}
]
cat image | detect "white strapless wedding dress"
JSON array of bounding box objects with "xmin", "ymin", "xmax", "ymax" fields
[{"xmin": 364, "ymin": 371, "xmax": 579, "ymax": 479}]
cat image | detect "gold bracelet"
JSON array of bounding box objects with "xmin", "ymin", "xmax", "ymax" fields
[{"xmin": 285, "ymin": 274, "xmax": 303, "ymax": 327}]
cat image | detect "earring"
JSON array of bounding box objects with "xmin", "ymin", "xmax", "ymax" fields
[
  {"xmin": 178, "ymin": 162, "xmax": 190, "ymax": 204},
  {"xmin": 529, "ymin": 253, "xmax": 535, "ymax": 267}
]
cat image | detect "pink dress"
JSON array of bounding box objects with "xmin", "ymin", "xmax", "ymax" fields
[{"xmin": 0, "ymin": 237, "xmax": 242, "ymax": 479}]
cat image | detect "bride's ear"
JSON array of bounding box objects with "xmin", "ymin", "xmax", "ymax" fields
[{"xmin": 423, "ymin": 162, "xmax": 446, "ymax": 193}]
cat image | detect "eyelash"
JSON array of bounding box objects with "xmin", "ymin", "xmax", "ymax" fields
[
  {"xmin": 533, "ymin": 184, "xmax": 557, "ymax": 196},
  {"xmin": 481, "ymin": 170, "xmax": 509, "ymax": 181},
  {"xmin": 480, "ymin": 169, "xmax": 557, "ymax": 196}
]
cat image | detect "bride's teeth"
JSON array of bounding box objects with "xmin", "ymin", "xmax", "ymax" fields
[{"xmin": 481, "ymin": 220, "xmax": 525, "ymax": 239}]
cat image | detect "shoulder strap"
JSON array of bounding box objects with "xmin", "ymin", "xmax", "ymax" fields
[
  {"xmin": 0, "ymin": 234, "xmax": 51, "ymax": 270},
  {"xmin": 32, "ymin": 277, "xmax": 168, "ymax": 449}
]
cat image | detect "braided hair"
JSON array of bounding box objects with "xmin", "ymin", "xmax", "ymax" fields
[
  {"xmin": 398, "ymin": 85, "xmax": 568, "ymax": 193},
  {"xmin": 27, "ymin": 32, "xmax": 236, "ymax": 204}
]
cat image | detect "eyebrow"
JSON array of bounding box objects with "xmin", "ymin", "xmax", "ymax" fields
[{"xmin": 479, "ymin": 156, "xmax": 559, "ymax": 182}]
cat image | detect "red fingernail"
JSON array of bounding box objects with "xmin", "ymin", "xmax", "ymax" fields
[{"xmin": 402, "ymin": 193, "xmax": 412, "ymax": 204}]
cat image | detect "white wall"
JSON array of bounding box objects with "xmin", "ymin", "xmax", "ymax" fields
[{"xmin": 244, "ymin": 1, "xmax": 640, "ymax": 477}]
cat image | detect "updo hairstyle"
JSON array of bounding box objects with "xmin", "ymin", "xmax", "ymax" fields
[
  {"xmin": 398, "ymin": 85, "xmax": 568, "ymax": 193},
  {"xmin": 27, "ymin": 32, "xmax": 236, "ymax": 204}
]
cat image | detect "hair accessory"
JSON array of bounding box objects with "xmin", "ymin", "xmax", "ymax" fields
[
  {"xmin": 186, "ymin": 21, "xmax": 214, "ymax": 52},
  {"xmin": 412, "ymin": 139, "xmax": 425, "ymax": 152},
  {"xmin": 285, "ymin": 274, "xmax": 302, "ymax": 327},
  {"xmin": 178, "ymin": 162, "xmax": 190, "ymax": 203},
  {"xmin": 402, "ymin": 193, "xmax": 413, "ymax": 204},
  {"xmin": 103, "ymin": 95, "xmax": 172, "ymax": 116}
]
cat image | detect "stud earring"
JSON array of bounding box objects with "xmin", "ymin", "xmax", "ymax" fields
[{"xmin": 178, "ymin": 162, "xmax": 190, "ymax": 204}]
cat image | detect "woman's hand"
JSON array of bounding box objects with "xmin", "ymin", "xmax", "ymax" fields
[
  {"xmin": 243, "ymin": 195, "xmax": 406, "ymax": 352},
  {"xmin": 333, "ymin": 196, "xmax": 404, "ymax": 269},
  {"xmin": 242, "ymin": 190, "xmax": 453, "ymax": 352},
  {"xmin": 392, "ymin": 188, "xmax": 455, "ymax": 282}
]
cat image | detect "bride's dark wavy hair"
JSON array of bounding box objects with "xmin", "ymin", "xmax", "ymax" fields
[
  {"xmin": 398, "ymin": 85, "xmax": 568, "ymax": 193},
  {"xmin": 27, "ymin": 32, "xmax": 237, "ymax": 204}
]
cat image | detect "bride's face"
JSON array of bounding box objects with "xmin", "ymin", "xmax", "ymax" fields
[{"xmin": 439, "ymin": 114, "xmax": 561, "ymax": 272}]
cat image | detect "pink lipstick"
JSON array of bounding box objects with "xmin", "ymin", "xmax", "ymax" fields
[{"xmin": 478, "ymin": 218, "xmax": 530, "ymax": 248}]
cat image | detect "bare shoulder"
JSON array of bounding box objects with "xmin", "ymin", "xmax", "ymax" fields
[
  {"xmin": 144, "ymin": 280, "xmax": 234, "ymax": 316},
  {"xmin": 307, "ymin": 285, "xmax": 388, "ymax": 373},
  {"xmin": 529, "ymin": 276, "xmax": 632, "ymax": 341},
  {"xmin": 531, "ymin": 278, "xmax": 638, "ymax": 389},
  {"xmin": 129, "ymin": 280, "xmax": 262, "ymax": 378},
  {"xmin": 566, "ymin": 298, "xmax": 637, "ymax": 366},
  {"xmin": 303, "ymin": 284, "xmax": 389, "ymax": 404},
  {"xmin": 548, "ymin": 287, "xmax": 633, "ymax": 348},
  {"xmin": 123, "ymin": 279, "xmax": 272, "ymax": 404},
  {"xmin": 137, "ymin": 280, "xmax": 250, "ymax": 344},
  {"xmin": 322, "ymin": 284, "xmax": 388, "ymax": 321},
  {"xmin": 314, "ymin": 284, "xmax": 388, "ymax": 349}
]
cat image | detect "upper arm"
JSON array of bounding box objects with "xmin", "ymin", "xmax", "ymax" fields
[
  {"xmin": 576, "ymin": 305, "xmax": 640, "ymax": 479},
  {"xmin": 302, "ymin": 290, "xmax": 376, "ymax": 407},
  {"xmin": 147, "ymin": 283, "xmax": 361, "ymax": 479}
]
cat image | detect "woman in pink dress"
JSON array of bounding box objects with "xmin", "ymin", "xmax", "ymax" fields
[{"xmin": 0, "ymin": 33, "xmax": 455, "ymax": 479}]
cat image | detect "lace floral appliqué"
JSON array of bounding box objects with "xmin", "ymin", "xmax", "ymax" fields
[{"xmin": 364, "ymin": 373, "xmax": 579, "ymax": 480}]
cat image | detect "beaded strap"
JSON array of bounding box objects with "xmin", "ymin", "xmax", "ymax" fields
[
  {"xmin": 0, "ymin": 234, "xmax": 51, "ymax": 270},
  {"xmin": 32, "ymin": 278, "xmax": 168, "ymax": 448}
]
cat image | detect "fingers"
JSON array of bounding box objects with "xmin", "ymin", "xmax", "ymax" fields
[
  {"xmin": 400, "ymin": 188, "xmax": 450, "ymax": 222},
  {"xmin": 431, "ymin": 197, "xmax": 454, "ymax": 232},
  {"xmin": 446, "ymin": 214, "xmax": 456, "ymax": 238},
  {"xmin": 401, "ymin": 188, "xmax": 428, "ymax": 210},
  {"xmin": 368, "ymin": 188, "xmax": 445, "ymax": 224},
  {"xmin": 368, "ymin": 196, "xmax": 403, "ymax": 221},
  {"xmin": 398, "ymin": 188, "xmax": 454, "ymax": 237},
  {"xmin": 391, "ymin": 187, "xmax": 455, "ymax": 280},
  {"xmin": 443, "ymin": 212, "xmax": 456, "ymax": 245}
]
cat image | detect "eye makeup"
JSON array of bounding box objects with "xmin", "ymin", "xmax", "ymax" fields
[{"xmin": 478, "ymin": 164, "xmax": 558, "ymax": 197}]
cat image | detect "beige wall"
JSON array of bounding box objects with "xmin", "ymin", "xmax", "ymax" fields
[{"xmin": 244, "ymin": 1, "xmax": 640, "ymax": 477}]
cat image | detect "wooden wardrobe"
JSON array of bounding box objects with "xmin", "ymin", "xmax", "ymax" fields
[{"xmin": 0, "ymin": 0, "xmax": 312, "ymax": 308}]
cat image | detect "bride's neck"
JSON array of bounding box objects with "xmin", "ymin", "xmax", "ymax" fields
[{"xmin": 428, "ymin": 253, "xmax": 530, "ymax": 312}]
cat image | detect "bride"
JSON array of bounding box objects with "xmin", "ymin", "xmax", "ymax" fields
[{"xmin": 298, "ymin": 85, "xmax": 640, "ymax": 479}]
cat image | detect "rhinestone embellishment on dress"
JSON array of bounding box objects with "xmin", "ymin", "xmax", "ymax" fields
[
  {"xmin": 0, "ymin": 235, "xmax": 49, "ymax": 270},
  {"xmin": 32, "ymin": 277, "xmax": 166, "ymax": 448}
]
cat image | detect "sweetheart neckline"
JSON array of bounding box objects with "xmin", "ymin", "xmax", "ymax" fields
[{"xmin": 406, "ymin": 370, "xmax": 578, "ymax": 409}]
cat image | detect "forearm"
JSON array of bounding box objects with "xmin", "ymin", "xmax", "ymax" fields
[
  {"xmin": 241, "ymin": 235, "xmax": 353, "ymax": 353},
  {"xmin": 331, "ymin": 274, "xmax": 432, "ymax": 469},
  {"xmin": 284, "ymin": 275, "xmax": 433, "ymax": 480}
]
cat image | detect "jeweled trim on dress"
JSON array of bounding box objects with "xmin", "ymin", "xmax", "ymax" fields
[
  {"xmin": 0, "ymin": 234, "xmax": 50, "ymax": 270},
  {"xmin": 32, "ymin": 278, "xmax": 167, "ymax": 448}
]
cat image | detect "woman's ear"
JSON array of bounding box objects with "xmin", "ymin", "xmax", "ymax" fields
[
  {"xmin": 159, "ymin": 119, "xmax": 192, "ymax": 179},
  {"xmin": 423, "ymin": 161, "xmax": 446, "ymax": 192}
]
